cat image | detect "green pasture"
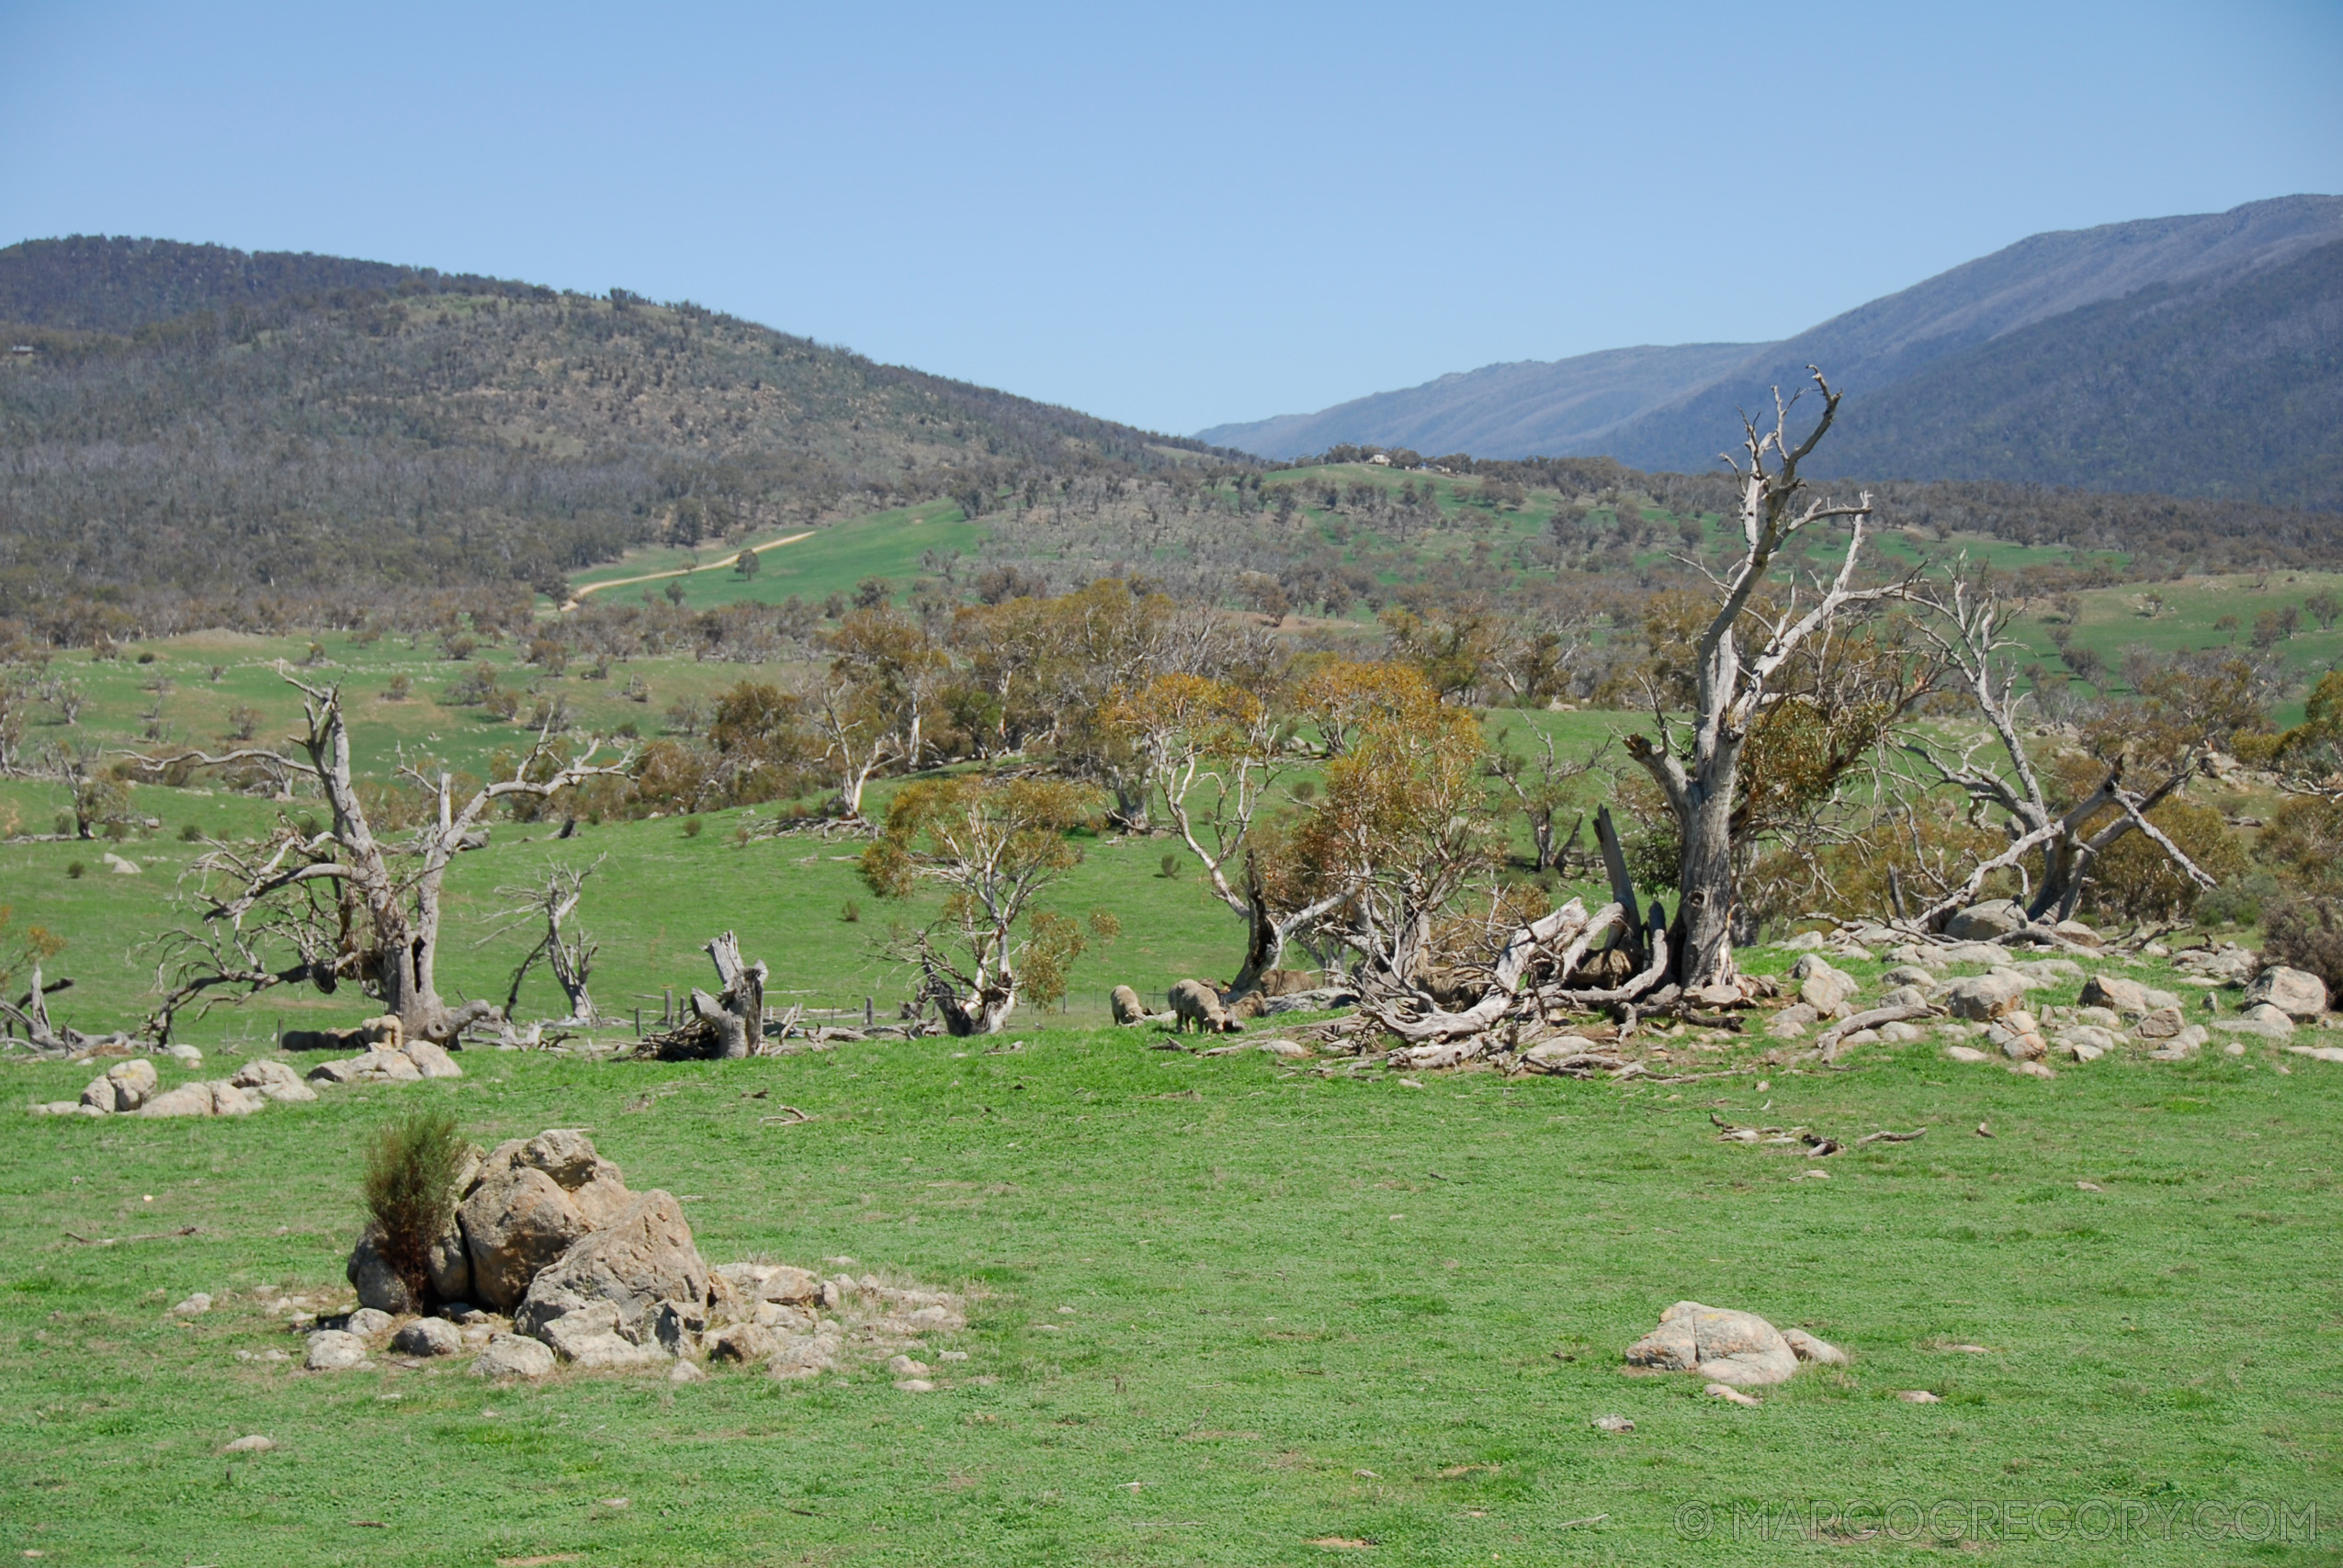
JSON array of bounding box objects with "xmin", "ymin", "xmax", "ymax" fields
[
  {"xmin": 570, "ymin": 502, "xmax": 980, "ymax": 613},
  {"xmin": 3, "ymin": 952, "xmax": 2339, "ymax": 1564}
]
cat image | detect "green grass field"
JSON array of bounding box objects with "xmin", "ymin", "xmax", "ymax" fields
[
  {"xmin": 4, "ymin": 959, "xmax": 2338, "ymax": 1565},
  {"xmin": 7, "ymin": 549, "xmax": 2343, "ymax": 1562}
]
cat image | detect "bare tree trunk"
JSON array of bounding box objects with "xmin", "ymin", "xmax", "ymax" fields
[{"xmin": 693, "ymin": 931, "xmax": 767, "ymax": 1058}]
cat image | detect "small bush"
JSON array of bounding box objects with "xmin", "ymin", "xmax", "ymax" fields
[
  {"xmin": 1160, "ymin": 853, "xmax": 1181, "ymax": 879},
  {"xmin": 2195, "ymin": 871, "xmax": 2279, "ymax": 928},
  {"xmin": 178, "ymin": 822, "xmax": 203, "ymax": 842},
  {"xmin": 841, "ymin": 898, "xmax": 861, "ymax": 923},
  {"xmin": 135, "ymin": 650, "xmax": 156, "ymax": 664},
  {"xmin": 2264, "ymin": 897, "xmax": 2343, "ymax": 994},
  {"xmin": 361, "ymin": 1108, "xmax": 470, "ymax": 1307},
  {"xmin": 382, "ymin": 674, "xmax": 413, "ymax": 703},
  {"xmin": 682, "ymin": 817, "xmax": 703, "ymax": 839},
  {"xmin": 65, "ymin": 861, "xmax": 85, "ymax": 879}
]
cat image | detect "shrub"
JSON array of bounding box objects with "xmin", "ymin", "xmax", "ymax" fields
[
  {"xmin": 682, "ymin": 817, "xmax": 703, "ymax": 839},
  {"xmin": 2264, "ymin": 897, "xmax": 2343, "ymax": 995},
  {"xmin": 2194, "ymin": 871, "xmax": 2279, "ymax": 928},
  {"xmin": 360, "ymin": 1108, "xmax": 470, "ymax": 1307},
  {"xmin": 178, "ymin": 822, "xmax": 203, "ymax": 842},
  {"xmin": 1160, "ymin": 853, "xmax": 1180, "ymax": 879},
  {"xmin": 841, "ymin": 897, "xmax": 860, "ymax": 923},
  {"xmin": 65, "ymin": 861, "xmax": 85, "ymax": 879},
  {"xmin": 2084, "ymin": 800, "xmax": 2249, "ymax": 920}
]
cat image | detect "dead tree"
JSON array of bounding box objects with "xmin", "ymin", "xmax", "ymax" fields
[
  {"xmin": 1907, "ymin": 581, "xmax": 2213, "ymax": 927},
  {"xmin": 142, "ymin": 671, "xmax": 629, "ymax": 1043},
  {"xmin": 1623, "ymin": 369, "xmax": 1912, "ymax": 991},
  {"xmin": 484, "ymin": 858, "xmax": 604, "ymax": 1024},
  {"xmin": 1486, "ymin": 728, "xmax": 1606, "ymax": 874},
  {"xmin": 640, "ymin": 932, "xmax": 768, "ymax": 1059},
  {"xmin": 1115, "ymin": 673, "xmax": 1357, "ymax": 998}
]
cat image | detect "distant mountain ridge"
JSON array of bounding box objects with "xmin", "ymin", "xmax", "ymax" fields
[
  {"xmin": 1199, "ymin": 196, "xmax": 2343, "ymax": 509},
  {"xmin": 1196, "ymin": 342, "xmax": 1758, "ymax": 464}
]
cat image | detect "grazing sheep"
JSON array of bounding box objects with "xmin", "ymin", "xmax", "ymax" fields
[
  {"xmin": 1169, "ymin": 978, "xmax": 1241, "ymax": 1034},
  {"xmin": 1110, "ymin": 985, "xmax": 1149, "ymax": 1026}
]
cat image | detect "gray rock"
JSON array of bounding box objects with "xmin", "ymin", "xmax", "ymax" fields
[
  {"xmin": 134, "ymin": 1083, "xmax": 217, "ymax": 1118},
  {"xmin": 1766, "ymin": 1002, "xmax": 1818, "ymax": 1040},
  {"xmin": 402, "ymin": 1041, "xmax": 464, "ymax": 1078},
  {"xmin": 2244, "ymin": 965, "xmax": 2327, "ymax": 1021},
  {"xmin": 648, "ymin": 1299, "xmax": 703, "ymax": 1357},
  {"xmin": 29, "ymin": 1101, "xmax": 85, "ymax": 1116},
  {"xmin": 1778, "ymin": 931, "xmax": 1826, "ymax": 952},
  {"xmin": 230, "ymin": 1058, "xmax": 319, "ymax": 1102},
  {"xmin": 669, "ymin": 1358, "xmax": 707, "ymax": 1383},
  {"xmin": 109, "ymin": 1059, "xmax": 159, "ymax": 1107},
  {"xmin": 1790, "ymin": 956, "xmax": 1858, "ymax": 1015},
  {"xmin": 79, "ymin": 1075, "xmax": 122, "ymax": 1113},
  {"xmin": 459, "ymin": 1162, "xmax": 591, "ymax": 1312},
  {"xmin": 171, "ymin": 1292, "xmax": 212, "ymax": 1315},
  {"xmin": 351, "ymin": 1049, "xmax": 424, "ymax": 1083},
  {"xmin": 347, "ymin": 1226, "xmax": 420, "ymax": 1314},
  {"xmin": 223, "ymin": 1434, "xmax": 274, "ymax": 1453},
  {"xmin": 205, "ymin": 1080, "xmax": 264, "ymax": 1116},
  {"xmin": 2079, "ymin": 974, "xmax": 2153, "ymax": 1014},
  {"xmin": 2052, "ymin": 919, "xmax": 2102, "ymax": 947},
  {"xmin": 305, "ymin": 1057, "xmax": 366, "ymax": 1086},
  {"xmin": 534, "ymin": 1299, "xmax": 669, "ymax": 1369},
  {"xmin": 1878, "ymin": 985, "xmax": 1932, "ymax": 1011},
  {"xmin": 1591, "ymin": 1415, "xmax": 1636, "ymax": 1432},
  {"xmin": 1781, "ymin": 1327, "xmax": 1848, "ymax": 1367},
  {"xmin": 2075, "ymin": 1006, "xmax": 2123, "ymax": 1028},
  {"xmin": 1938, "ymin": 941, "xmax": 2017, "ymax": 965},
  {"xmin": 1880, "ymin": 965, "xmax": 1939, "ymax": 991},
  {"xmin": 424, "ymin": 1226, "xmax": 470, "ymax": 1304},
  {"xmin": 1943, "ymin": 1045, "xmax": 1993, "ymax": 1064},
  {"xmin": 470, "ymin": 1332, "xmax": 556, "ymax": 1379},
  {"xmin": 2134, "ymin": 1006, "xmax": 2187, "ymax": 1040},
  {"xmin": 1624, "ymin": 1301, "xmax": 1800, "ymax": 1387},
  {"xmin": 2010, "ymin": 959, "xmax": 2084, "ymax": 987},
  {"xmin": 707, "ymin": 1323, "xmax": 781, "ymax": 1363},
  {"xmin": 1947, "ymin": 900, "xmax": 2027, "ymax": 940},
  {"xmin": 513, "ymin": 1190, "xmax": 709, "ymax": 1345},
  {"xmin": 163, "ymin": 1043, "xmax": 203, "ymax": 1066},
  {"xmin": 1945, "ymin": 972, "xmax": 2029, "ymax": 1021},
  {"xmin": 391, "ymin": 1317, "xmax": 464, "ymax": 1357},
  {"xmin": 303, "ymin": 1329, "xmax": 368, "ymax": 1371},
  {"xmin": 345, "ymin": 1306, "xmax": 394, "ymax": 1338},
  {"xmin": 1877, "ymin": 1021, "xmax": 1926, "ymax": 1043}
]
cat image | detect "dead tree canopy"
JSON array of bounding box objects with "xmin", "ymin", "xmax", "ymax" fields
[
  {"xmin": 1624, "ymin": 368, "xmax": 1914, "ymax": 992},
  {"xmin": 485, "ymin": 857, "xmax": 604, "ymax": 1025},
  {"xmin": 1907, "ymin": 581, "xmax": 2215, "ymax": 927},
  {"xmin": 145, "ymin": 671, "xmax": 628, "ymax": 1044}
]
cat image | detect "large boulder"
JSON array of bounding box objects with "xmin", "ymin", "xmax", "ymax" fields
[
  {"xmin": 2079, "ymin": 974, "xmax": 2152, "ymax": 1015},
  {"xmin": 135, "ymin": 1083, "xmax": 217, "ymax": 1118},
  {"xmin": 514, "ymin": 1190, "xmax": 709, "ymax": 1348},
  {"xmin": 1944, "ymin": 971, "xmax": 2029, "ymax": 1021},
  {"xmin": 105, "ymin": 1059, "xmax": 158, "ymax": 1110},
  {"xmin": 459, "ymin": 1165, "xmax": 591, "ymax": 1311},
  {"xmin": 351, "ymin": 1049, "xmax": 424, "ymax": 1083},
  {"xmin": 1624, "ymin": 1301, "xmax": 1803, "ymax": 1387},
  {"xmin": 2243, "ymin": 965, "xmax": 2328, "ymax": 1021},
  {"xmin": 532, "ymin": 1299, "xmax": 671, "ymax": 1369},
  {"xmin": 402, "ymin": 1041, "xmax": 465, "ymax": 1079},
  {"xmin": 392, "ymin": 1317, "xmax": 464, "ymax": 1358},
  {"xmin": 1947, "ymin": 900, "xmax": 2027, "ymax": 941},
  {"xmin": 231, "ymin": 1058, "xmax": 320, "ymax": 1103}
]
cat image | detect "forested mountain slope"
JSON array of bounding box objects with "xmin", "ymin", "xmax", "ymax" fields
[
  {"xmin": 0, "ymin": 237, "xmax": 1225, "ymax": 637},
  {"xmin": 1202, "ymin": 197, "xmax": 2343, "ymax": 509}
]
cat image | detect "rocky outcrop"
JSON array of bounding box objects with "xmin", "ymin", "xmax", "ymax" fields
[
  {"xmin": 1624, "ymin": 1301, "xmax": 1838, "ymax": 1387},
  {"xmin": 513, "ymin": 1190, "xmax": 708, "ymax": 1349},
  {"xmin": 1945, "ymin": 971, "xmax": 2029, "ymax": 1021},
  {"xmin": 346, "ymin": 1224, "xmax": 420, "ymax": 1314},
  {"xmin": 458, "ymin": 1163, "xmax": 594, "ymax": 1312}
]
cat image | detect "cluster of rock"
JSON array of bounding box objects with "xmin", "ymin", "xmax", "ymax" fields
[
  {"xmin": 1624, "ymin": 1301, "xmax": 1847, "ymax": 1389},
  {"xmin": 323, "ymin": 1130, "xmax": 967, "ymax": 1386},
  {"xmin": 30, "ymin": 1019, "xmax": 462, "ymax": 1119}
]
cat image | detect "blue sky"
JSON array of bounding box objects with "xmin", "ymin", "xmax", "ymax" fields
[{"xmin": 4, "ymin": 1, "xmax": 2337, "ymax": 435}]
